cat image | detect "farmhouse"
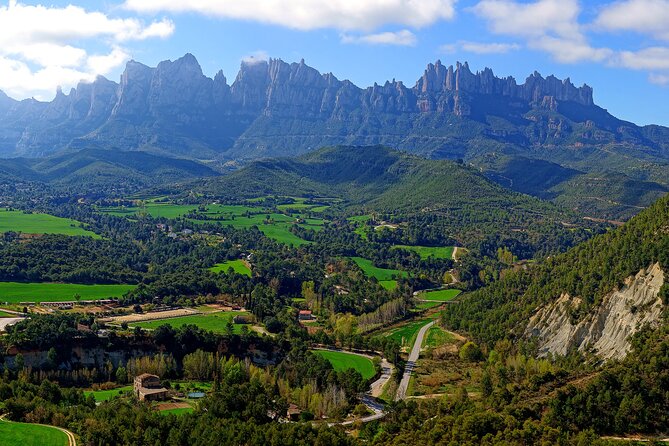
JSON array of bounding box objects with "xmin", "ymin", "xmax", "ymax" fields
[
  {"xmin": 134, "ymin": 373, "xmax": 168, "ymax": 402},
  {"xmin": 298, "ymin": 310, "xmax": 313, "ymax": 321}
]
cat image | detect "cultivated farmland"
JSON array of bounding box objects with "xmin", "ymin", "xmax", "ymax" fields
[
  {"xmin": 0, "ymin": 209, "xmax": 98, "ymax": 238},
  {"xmin": 313, "ymin": 350, "xmax": 376, "ymax": 380},
  {"xmin": 392, "ymin": 245, "xmax": 455, "ymax": 260},
  {"xmin": 420, "ymin": 289, "xmax": 461, "ymax": 302},
  {"xmin": 350, "ymin": 256, "xmax": 408, "ymax": 290},
  {"xmin": 130, "ymin": 311, "xmax": 251, "ymax": 334},
  {"xmin": 209, "ymin": 260, "xmax": 252, "ymax": 277},
  {"xmin": 0, "ymin": 282, "xmax": 136, "ymax": 303}
]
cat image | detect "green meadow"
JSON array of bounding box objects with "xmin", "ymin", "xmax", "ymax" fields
[
  {"xmin": 159, "ymin": 407, "xmax": 194, "ymax": 416},
  {"xmin": 414, "ymin": 301, "xmax": 443, "ymax": 310},
  {"xmin": 420, "ymin": 289, "xmax": 462, "ymax": 302},
  {"xmin": 84, "ymin": 385, "xmax": 133, "ymax": 402},
  {"xmin": 384, "ymin": 320, "xmax": 427, "ymax": 347},
  {"xmin": 0, "ymin": 419, "xmax": 68, "ymax": 446},
  {"xmin": 0, "ymin": 282, "xmax": 136, "ymax": 303},
  {"xmin": 0, "ymin": 209, "xmax": 98, "ymax": 238},
  {"xmin": 313, "ymin": 350, "xmax": 376, "ymax": 380},
  {"xmin": 350, "ymin": 257, "xmax": 408, "ymax": 290},
  {"xmin": 130, "ymin": 311, "xmax": 250, "ymax": 334},
  {"xmin": 423, "ymin": 326, "xmax": 457, "ymax": 348},
  {"xmin": 210, "ymin": 260, "xmax": 252, "ymax": 277},
  {"xmin": 393, "ymin": 245, "xmax": 455, "ymax": 260}
]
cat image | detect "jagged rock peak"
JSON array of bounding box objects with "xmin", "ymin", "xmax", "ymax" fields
[{"xmin": 415, "ymin": 60, "xmax": 594, "ymax": 106}]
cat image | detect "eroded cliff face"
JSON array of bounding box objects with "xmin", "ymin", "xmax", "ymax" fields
[{"xmin": 525, "ymin": 263, "xmax": 665, "ymax": 360}]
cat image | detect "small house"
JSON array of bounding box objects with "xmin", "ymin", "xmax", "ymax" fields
[
  {"xmin": 134, "ymin": 373, "xmax": 168, "ymax": 402},
  {"xmin": 298, "ymin": 310, "xmax": 313, "ymax": 321},
  {"xmin": 287, "ymin": 404, "xmax": 302, "ymax": 421}
]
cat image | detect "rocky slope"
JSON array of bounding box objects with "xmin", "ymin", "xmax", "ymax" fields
[{"xmin": 525, "ymin": 263, "xmax": 665, "ymax": 360}]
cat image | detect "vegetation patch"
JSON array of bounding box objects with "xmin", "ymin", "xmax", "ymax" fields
[
  {"xmin": 159, "ymin": 407, "xmax": 194, "ymax": 416},
  {"xmin": 0, "ymin": 209, "xmax": 98, "ymax": 238},
  {"xmin": 384, "ymin": 320, "xmax": 427, "ymax": 348},
  {"xmin": 312, "ymin": 350, "xmax": 376, "ymax": 380},
  {"xmin": 130, "ymin": 311, "xmax": 251, "ymax": 334},
  {"xmin": 350, "ymin": 257, "xmax": 407, "ymax": 291},
  {"xmin": 99, "ymin": 202, "xmax": 325, "ymax": 246},
  {"xmin": 0, "ymin": 282, "xmax": 136, "ymax": 303},
  {"xmin": 209, "ymin": 260, "xmax": 251, "ymax": 277},
  {"xmin": 392, "ymin": 245, "xmax": 455, "ymax": 260},
  {"xmin": 0, "ymin": 418, "xmax": 69, "ymax": 446},
  {"xmin": 420, "ymin": 289, "xmax": 461, "ymax": 302},
  {"xmin": 415, "ymin": 301, "xmax": 442, "ymax": 310},
  {"xmin": 423, "ymin": 326, "xmax": 457, "ymax": 348},
  {"xmin": 84, "ymin": 385, "xmax": 133, "ymax": 402}
]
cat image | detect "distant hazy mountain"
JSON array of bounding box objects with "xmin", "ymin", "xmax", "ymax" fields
[{"xmin": 0, "ymin": 53, "xmax": 667, "ymax": 217}]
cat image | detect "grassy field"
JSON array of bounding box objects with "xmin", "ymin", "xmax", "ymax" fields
[
  {"xmin": 0, "ymin": 282, "xmax": 136, "ymax": 303},
  {"xmin": 159, "ymin": 407, "xmax": 194, "ymax": 415},
  {"xmin": 0, "ymin": 419, "xmax": 69, "ymax": 446},
  {"xmin": 423, "ymin": 326, "xmax": 457, "ymax": 348},
  {"xmin": 0, "ymin": 310, "xmax": 16, "ymax": 317},
  {"xmin": 313, "ymin": 350, "xmax": 376, "ymax": 380},
  {"xmin": 415, "ymin": 301, "xmax": 443, "ymax": 310},
  {"xmin": 98, "ymin": 202, "xmax": 324, "ymax": 246},
  {"xmin": 209, "ymin": 260, "xmax": 251, "ymax": 277},
  {"xmin": 84, "ymin": 385, "xmax": 133, "ymax": 402},
  {"xmin": 420, "ymin": 289, "xmax": 462, "ymax": 302},
  {"xmin": 393, "ymin": 245, "xmax": 455, "ymax": 260},
  {"xmin": 0, "ymin": 209, "xmax": 98, "ymax": 238},
  {"xmin": 130, "ymin": 311, "xmax": 250, "ymax": 334},
  {"xmin": 97, "ymin": 203, "xmax": 198, "ymax": 219},
  {"xmin": 350, "ymin": 257, "xmax": 407, "ymax": 290},
  {"xmin": 384, "ymin": 320, "xmax": 428, "ymax": 347}
]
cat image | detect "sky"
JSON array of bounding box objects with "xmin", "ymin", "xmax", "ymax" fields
[{"xmin": 0, "ymin": 0, "xmax": 668, "ymax": 126}]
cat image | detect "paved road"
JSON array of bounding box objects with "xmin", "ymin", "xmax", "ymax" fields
[
  {"xmin": 369, "ymin": 357, "xmax": 393, "ymax": 397},
  {"xmin": 395, "ymin": 320, "xmax": 435, "ymax": 401}
]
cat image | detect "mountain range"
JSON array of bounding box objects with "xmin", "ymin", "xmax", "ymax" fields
[{"xmin": 0, "ymin": 53, "xmax": 667, "ymax": 218}]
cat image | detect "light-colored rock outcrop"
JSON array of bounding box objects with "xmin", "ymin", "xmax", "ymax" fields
[{"xmin": 525, "ymin": 263, "xmax": 665, "ymax": 360}]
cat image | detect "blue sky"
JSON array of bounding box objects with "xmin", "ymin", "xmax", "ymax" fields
[{"xmin": 1, "ymin": 0, "xmax": 668, "ymax": 125}]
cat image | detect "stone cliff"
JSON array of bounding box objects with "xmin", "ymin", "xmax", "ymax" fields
[{"xmin": 524, "ymin": 263, "xmax": 665, "ymax": 360}]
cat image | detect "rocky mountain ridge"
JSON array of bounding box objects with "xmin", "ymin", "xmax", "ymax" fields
[
  {"xmin": 0, "ymin": 54, "xmax": 607, "ymax": 159},
  {"xmin": 0, "ymin": 53, "xmax": 667, "ymax": 219}
]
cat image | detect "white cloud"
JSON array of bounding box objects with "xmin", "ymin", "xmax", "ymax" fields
[
  {"xmin": 595, "ymin": 0, "xmax": 669, "ymax": 41},
  {"xmin": 87, "ymin": 48, "xmax": 132, "ymax": 74},
  {"xmin": 471, "ymin": 0, "xmax": 611, "ymax": 63},
  {"xmin": 124, "ymin": 0, "xmax": 457, "ymax": 32},
  {"xmin": 614, "ymin": 47, "xmax": 669, "ymax": 70},
  {"xmin": 341, "ymin": 30, "xmax": 417, "ymax": 46},
  {"xmin": 472, "ymin": 0, "xmax": 580, "ymax": 38},
  {"xmin": 0, "ymin": 1, "xmax": 174, "ymax": 100},
  {"xmin": 241, "ymin": 50, "xmax": 269, "ymax": 65},
  {"xmin": 440, "ymin": 40, "xmax": 520, "ymax": 54},
  {"xmin": 649, "ymin": 73, "xmax": 669, "ymax": 85},
  {"xmin": 531, "ymin": 36, "xmax": 613, "ymax": 64}
]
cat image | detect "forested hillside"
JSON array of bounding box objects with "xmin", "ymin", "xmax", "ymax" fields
[{"xmin": 444, "ymin": 192, "xmax": 669, "ymax": 348}]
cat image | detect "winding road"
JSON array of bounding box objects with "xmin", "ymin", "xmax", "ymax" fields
[
  {"xmin": 395, "ymin": 320, "xmax": 434, "ymax": 401},
  {"xmin": 325, "ymin": 319, "xmax": 436, "ymax": 425}
]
